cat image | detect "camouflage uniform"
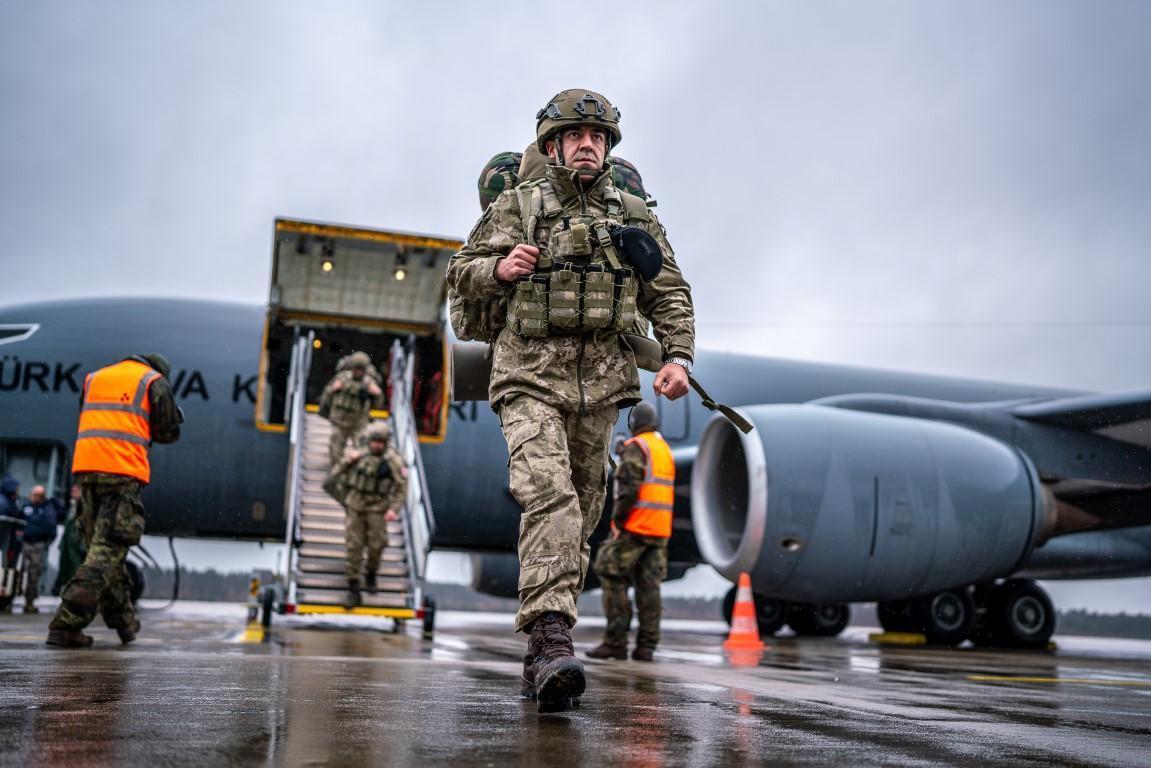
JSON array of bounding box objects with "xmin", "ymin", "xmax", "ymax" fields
[
  {"xmin": 593, "ymin": 438, "xmax": 670, "ymax": 650},
  {"xmin": 329, "ymin": 447, "xmax": 407, "ymax": 581},
  {"xmin": 319, "ymin": 369, "xmax": 384, "ymax": 465},
  {"xmin": 50, "ymin": 373, "xmax": 181, "ymax": 637},
  {"xmin": 446, "ymin": 163, "xmax": 694, "ymax": 632}
]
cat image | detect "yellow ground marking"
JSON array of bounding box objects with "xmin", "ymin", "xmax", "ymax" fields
[
  {"xmin": 294, "ymin": 604, "xmax": 417, "ymax": 618},
  {"xmin": 240, "ymin": 622, "xmax": 266, "ymax": 643},
  {"xmin": 869, "ymin": 632, "xmax": 927, "ymax": 645},
  {"xmin": 968, "ymin": 675, "xmax": 1151, "ymax": 687}
]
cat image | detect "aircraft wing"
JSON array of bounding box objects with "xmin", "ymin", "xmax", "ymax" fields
[{"xmin": 1013, "ymin": 389, "xmax": 1151, "ymax": 447}]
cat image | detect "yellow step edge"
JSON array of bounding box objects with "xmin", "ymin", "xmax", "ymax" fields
[{"xmin": 294, "ymin": 604, "xmax": 417, "ymax": 618}]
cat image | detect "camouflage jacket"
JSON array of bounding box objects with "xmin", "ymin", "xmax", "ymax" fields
[
  {"xmin": 319, "ymin": 371, "xmax": 383, "ymax": 429},
  {"xmin": 612, "ymin": 439, "xmax": 646, "ymax": 525},
  {"xmin": 446, "ymin": 163, "xmax": 695, "ymax": 412},
  {"xmin": 330, "ymin": 448, "xmax": 407, "ymax": 513}
]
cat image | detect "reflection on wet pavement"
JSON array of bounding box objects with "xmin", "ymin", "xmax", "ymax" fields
[{"xmin": 1, "ymin": 604, "xmax": 1149, "ymax": 767}]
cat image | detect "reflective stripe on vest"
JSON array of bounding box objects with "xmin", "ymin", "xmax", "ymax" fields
[
  {"xmin": 71, "ymin": 360, "xmax": 159, "ymax": 483},
  {"xmin": 622, "ymin": 430, "xmax": 675, "ymax": 539}
]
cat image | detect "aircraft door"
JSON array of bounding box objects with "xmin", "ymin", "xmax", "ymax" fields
[{"xmin": 0, "ymin": 440, "xmax": 69, "ymax": 498}]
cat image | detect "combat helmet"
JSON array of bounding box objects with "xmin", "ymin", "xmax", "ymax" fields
[
  {"xmin": 535, "ymin": 89, "xmax": 622, "ymax": 155},
  {"xmin": 628, "ymin": 401, "xmax": 659, "ymax": 433},
  {"xmin": 364, "ymin": 421, "xmax": 391, "ymax": 443},
  {"xmin": 346, "ymin": 351, "xmax": 371, "ymax": 370}
]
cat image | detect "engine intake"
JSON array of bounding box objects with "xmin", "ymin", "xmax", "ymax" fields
[{"xmin": 691, "ymin": 405, "xmax": 1048, "ymax": 603}]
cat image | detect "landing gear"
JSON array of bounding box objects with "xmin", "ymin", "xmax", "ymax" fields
[
  {"xmin": 722, "ymin": 586, "xmax": 789, "ymax": 635},
  {"xmin": 971, "ymin": 579, "xmax": 1055, "ymax": 649},
  {"xmin": 878, "ymin": 589, "xmax": 974, "ymax": 645},
  {"xmin": 878, "ymin": 580, "xmax": 1055, "ymax": 648},
  {"xmin": 787, "ymin": 602, "xmax": 851, "ymax": 637}
]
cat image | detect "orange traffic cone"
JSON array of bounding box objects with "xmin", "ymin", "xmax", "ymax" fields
[{"xmin": 723, "ymin": 573, "xmax": 765, "ymax": 651}]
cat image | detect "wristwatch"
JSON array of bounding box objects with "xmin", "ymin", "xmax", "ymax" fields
[{"xmin": 663, "ymin": 356, "xmax": 693, "ymax": 375}]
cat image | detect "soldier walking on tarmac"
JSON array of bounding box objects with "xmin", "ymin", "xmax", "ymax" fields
[
  {"xmin": 446, "ymin": 89, "xmax": 695, "ymax": 711},
  {"xmin": 47, "ymin": 353, "xmax": 182, "ymax": 648},
  {"xmin": 588, "ymin": 402, "xmax": 674, "ymax": 662},
  {"xmin": 319, "ymin": 351, "xmax": 384, "ymax": 465},
  {"xmin": 327, "ymin": 422, "xmax": 407, "ymax": 609}
]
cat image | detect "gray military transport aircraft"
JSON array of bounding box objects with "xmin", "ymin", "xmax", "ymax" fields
[{"xmin": 1, "ymin": 217, "xmax": 1148, "ymax": 648}]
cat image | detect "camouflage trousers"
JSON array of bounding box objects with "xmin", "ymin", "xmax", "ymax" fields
[
  {"xmin": 593, "ymin": 532, "xmax": 669, "ymax": 649},
  {"xmin": 499, "ymin": 394, "xmax": 617, "ymax": 632},
  {"xmin": 345, "ymin": 506, "xmax": 388, "ymax": 581},
  {"xmin": 22, "ymin": 541, "xmax": 48, "ymax": 605},
  {"xmin": 50, "ymin": 475, "xmax": 143, "ymax": 633},
  {"xmin": 329, "ymin": 420, "xmax": 368, "ymax": 466}
]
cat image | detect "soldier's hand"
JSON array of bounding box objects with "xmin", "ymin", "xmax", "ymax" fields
[
  {"xmin": 653, "ymin": 363, "xmax": 689, "ymax": 400},
  {"xmin": 384, "ymin": 509, "xmax": 399, "ymax": 522},
  {"xmin": 366, "ymin": 381, "xmax": 382, "ymax": 397},
  {"xmin": 495, "ymin": 244, "xmax": 539, "ymax": 282},
  {"xmin": 331, "ymin": 380, "xmax": 344, "ymax": 391}
]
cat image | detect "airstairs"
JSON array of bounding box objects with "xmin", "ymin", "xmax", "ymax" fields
[{"xmin": 273, "ymin": 333, "xmax": 436, "ymax": 634}]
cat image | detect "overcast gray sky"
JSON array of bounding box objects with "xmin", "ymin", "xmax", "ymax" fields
[{"xmin": 3, "ymin": 2, "xmax": 1149, "ymax": 609}]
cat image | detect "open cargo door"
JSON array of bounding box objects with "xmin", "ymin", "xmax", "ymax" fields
[{"xmin": 256, "ymin": 218, "xmax": 461, "ymax": 441}]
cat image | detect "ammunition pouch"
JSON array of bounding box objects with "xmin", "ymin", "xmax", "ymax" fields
[{"xmin": 507, "ymin": 263, "xmax": 638, "ymax": 338}]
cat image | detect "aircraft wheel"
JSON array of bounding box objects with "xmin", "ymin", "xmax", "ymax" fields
[
  {"xmin": 787, "ymin": 602, "xmax": 850, "ymax": 637},
  {"xmin": 125, "ymin": 561, "xmax": 145, "ymax": 604},
  {"xmin": 422, "ymin": 596, "xmax": 436, "ymax": 640},
  {"xmin": 877, "ymin": 600, "xmax": 916, "ymax": 633},
  {"xmin": 722, "ymin": 586, "xmax": 789, "ymax": 635},
  {"xmin": 910, "ymin": 589, "xmax": 974, "ymax": 646},
  {"xmin": 983, "ymin": 580, "xmax": 1055, "ymax": 649}
]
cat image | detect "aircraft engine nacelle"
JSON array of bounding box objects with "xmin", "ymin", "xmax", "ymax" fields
[{"xmin": 691, "ymin": 405, "xmax": 1049, "ymax": 603}]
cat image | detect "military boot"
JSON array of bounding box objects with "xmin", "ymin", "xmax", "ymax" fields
[
  {"xmin": 586, "ymin": 642, "xmax": 628, "ymax": 660},
  {"xmin": 525, "ymin": 612, "xmax": 585, "ymax": 713},
  {"xmin": 116, "ymin": 618, "xmax": 141, "ymax": 645},
  {"xmin": 46, "ymin": 628, "xmax": 94, "ymax": 648},
  {"xmin": 23, "ymin": 603, "xmax": 40, "ymax": 615},
  {"xmin": 632, "ymin": 646, "xmax": 655, "ymax": 662},
  {"xmin": 365, "ymin": 572, "xmax": 378, "ymax": 595},
  {"xmin": 345, "ymin": 579, "xmax": 363, "ymax": 610}
]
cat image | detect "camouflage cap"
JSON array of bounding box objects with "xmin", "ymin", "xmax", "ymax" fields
[
  {"xmin": 478, "ymin": 151, "xmax": 524, "ymax": 212},
  {"xmin": 536, "ymin": 89, "xmax": 622, "ymax": 153},
  {"xmin": 364, "ymin": 421, "xmax": 391, "ymax": 442}
]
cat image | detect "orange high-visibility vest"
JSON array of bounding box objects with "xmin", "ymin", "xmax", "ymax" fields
[
  {"xmin": 622, "ymin": 430, "xmax": 675, "ymax": 539},
  {"xmin": 71, "ymin": 360, "xmax": 160, "ymax": 484}
]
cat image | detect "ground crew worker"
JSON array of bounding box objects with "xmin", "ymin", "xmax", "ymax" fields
[
  {"xmin": 327, "ymin": 421, "xmax": 407, "ymax": 608},
  {"xmin": 588, "ymin": 402, "xmax": 674, "ymax": 661},
  {"xmin": 319, "ymin": 351, "xmax": 384, "ymax": 465},
  {"xmin": 446, "ymin": 89, "xmax": 695, "ymax": 711},
  {"xmin": 47, "ymin": 353, "xmax": 182, "ymax": 647},
  {"xmin": 20, "ymin": 485, "xmax": 60, "ymax": 614},
  {"xmin": 52, "ymin": 485, "xmax": 85, "ymax": 597}
]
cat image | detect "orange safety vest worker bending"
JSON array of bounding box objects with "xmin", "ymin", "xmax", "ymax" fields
[
  {"xmin": 72, "ymin": 359, "xmax": 163, "ymax": 483},
  {"xmin": 48, "ymin": 353, "xmax": 182, "ymax": 650}
]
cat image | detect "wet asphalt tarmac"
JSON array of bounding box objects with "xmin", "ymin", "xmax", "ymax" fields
[{"xmin": 1, "ymin": 601, "xmax": 1149, "ymax": 767}]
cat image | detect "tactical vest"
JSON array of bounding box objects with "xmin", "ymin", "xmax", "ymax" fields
[
  {"xmin": 329, "ymin": 375, "xmax": 371, "ymax": 424},
  {"xmin": 344, "ymin": 453, "xmax": 394, "ymax": 498},
  {"xmin": 449, "ymin": 178, "xmax": 652, "ymax": 342},
  {"xmin": 72, "ymin": 360, "xmax": 159, "ymax": 484},
  {"xmin": 621, "ymin": 430, "xmax": 675, "ymax": 539}
]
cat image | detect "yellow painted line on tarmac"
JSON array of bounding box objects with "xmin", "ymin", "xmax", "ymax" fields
[
  {"xmin": 869, "ymin": 632, "xmax": 927, "ymax": 646},
  {"xmin": 240, "ymin": 622, "xmax": 266, "ymax": 643},
  {"xmin": 968, "ymin": 675, "xmax": 1151, "ymax": 687}
]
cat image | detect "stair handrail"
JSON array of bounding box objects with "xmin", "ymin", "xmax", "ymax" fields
[
  {"xmin": 282, "ymin": 330, "xmax": 314, "ymax": 605},
  {"xmin": 387, "ymin": 340, "xmax": 434, "ymax": 588}
]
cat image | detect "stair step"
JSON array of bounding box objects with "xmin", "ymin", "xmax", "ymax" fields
[
  {"xmin": 296, "ymin": 573, "xmax": 409, "ymax": 592},
  {"xmin": 296, "ymin": 588, "xmax": 410, "ymax": 609},
  {"xmin": 297, "ymin": 557, "xmax": 408, "ymax": 578},
  {"xmin": 299, "ymin": 543, "xmax": 407, "ymax": 561}
]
